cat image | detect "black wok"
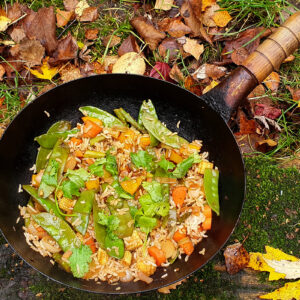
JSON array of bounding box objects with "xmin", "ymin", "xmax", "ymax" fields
[{"xmin": 0, "ymin": 12, "xmax": 299, "ymax": 294}]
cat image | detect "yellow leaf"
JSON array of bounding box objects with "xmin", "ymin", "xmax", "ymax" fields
[
  {"xmin": 203, "ymin": 80, "xmax": 219, "ymax": 94},
  {"xmin": 212, "ymin": 10, "xmax": 232, "ymax": 27},
  {"xmin": 28, "ymin": 59, "xmax": 58, "ymax": 81},
  {"xmin": 0, "ymin": 16, "xmax": 11, "ymax": 32},
  {"xmin": 259, "ymin": 280, "xmax": 300, "ymax": 300},
  {"xmin": 183, "ymin": 38, "xmax": 204, "ymax": 60},
  {"xmin": 154, "ymin": 0, "xmax": 174, "ymax": 11},
  {"xmin": 263, "ymin": 246, "xmax": 299, "ymax": 262},
  {"xmin": 202, "ymin": 0, "xmax": 216, "ymax": 11},
  {"xmin": 77, "ymin": 41, "xmax": 85, "ymax": 49}
]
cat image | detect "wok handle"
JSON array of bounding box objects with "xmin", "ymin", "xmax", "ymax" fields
[{"xmin": 242, "ymin": 11, "xmax": 300, "ymax": 82}]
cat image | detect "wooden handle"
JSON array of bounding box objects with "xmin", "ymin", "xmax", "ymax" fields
[{"xmin": 242, "ymin": 11, "xmax": 300, "ymax": 82}]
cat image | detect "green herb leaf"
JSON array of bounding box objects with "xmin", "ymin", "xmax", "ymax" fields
[
  {"xmin": 61, "ymin": 180, "xmax": 81, "ymax": 199},
  {"xmin": 130, "ymin": 150, "xmax": 154, "ymax": 171},
  {"xmin": 66, "ymin": 168, "xmax": 90, "ymax": 182},
  {"xmin": 142, "ymin": 181, "xmax": 162, "ymax": 202},
  {"xmin": 105, "ymin": 152, "xmax": 118, "ymax": 176},
  {"xmin": 137, "ymin": 215, "xmax": 157, "ymax": 234},
  {"xmin": 69, "ymin": 245, "xmax": 92, "ymax": 278},
  {"xmin": 41, "ymin": 160, "xmax": 59, "ymax": 186},
  {"xmin": 158, "ymin": 156, "xmax": 175, "ymax": 172},
  {"xmin": 139, "ymin": 193, "xmax": 170, "ymax": 217},
  {"xmin": 88, "ymin": 158, "xmax": 106, "ymax": 177},
  {"xmin": 97, "ymin": 212, "xmax": 120, "ymax": 232},
  {"xmin": 172, "ymin": 153, "xmax": 201, "ymax": 178}
]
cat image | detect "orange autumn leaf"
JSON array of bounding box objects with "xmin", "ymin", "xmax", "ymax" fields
[
  {"xmin": 56, "ymin": 9, "xmax": 74, "ymax": 27},
  {"xmin": 201, "ymin": 0, "xmax": 216, "ymax": 11},
  {"xmin": 212, "ymin": 10, "xmax": 232, "ymax": 27},
  {"xmin": 263, "ymin": 72, "xmax": 280, "ymax": 92},
  {"xmin": 236, "ymin": 113, "xmax": 257, "ymax": 135}
]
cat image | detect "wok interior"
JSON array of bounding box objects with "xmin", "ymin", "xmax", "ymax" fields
[{"xmin": 0, "ymin": 74, "xmax": 244, "ymax": 293}]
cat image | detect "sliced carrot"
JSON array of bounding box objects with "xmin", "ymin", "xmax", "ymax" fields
[
  {"xmin": 85, "ymin": 158, "xmax": 94, "ymax": 166},
  {"xmin": 84, "ymin": 232, "xmax": 97, "ymax": 253},
  {"xmin": 173, "ymin": 229, "xmax": 187, "ymax": 242},
  {"xmin": 168, "ymin": 150, "xmax": 183, "ymax": 164},
  {"xmin": 83, "ymin": 120, "xmax": 102, "ymax": 138},
  {"xmin": 139, "ymin": 136, "xmax": 151, "ymax": 149},
  {"xmin": 172, "ymin": 186, "xmax": 187, "ymax": 207},
  {"xmin": 82, "ymin": 116, "xmax": 103, "ymax": 127},
  {"xmin": 192, "ymin": 206, "xmax": 201, "ymax": 216},
  {"xmin": 69, "ymin": 137, "xmax": 82, "ymax": 146},
  {"xmin": 203, "ymin": 205, "xmax": 212, "ymax": 219},
  {"xmin": 74, "ymin": 150, "xmax": 84, "ymax": 158},
  {"xmin": 180, "ymin": 239, "xmax": 194, "ymax": 255},
  {"xmin": 148, "ymin": 246, "xmax": 166, "ymax": 266},
  {"xmin": 118, "ymin": 129, "xmax": 135, "ymax": 143},
  {"xmin": 202, "ymin": 217, "xmax": 212, "ymax": 231}
]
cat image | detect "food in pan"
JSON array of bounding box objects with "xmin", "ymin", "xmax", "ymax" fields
[{"xmin": 19, "ymin": 100, "xmax": 219, "ymax": 284}]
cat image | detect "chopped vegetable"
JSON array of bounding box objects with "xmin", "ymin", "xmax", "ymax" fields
[
  {"xmin": 130, "ymin": 150, "xmax": 154, "ymax": 171},
  {"xmin": 172, "ymin": 186, "xmax": 187, "ymax": 207},
  {"xmin": 69, "ymin": 244, "xmax": 92, "ymax": 278},
  {"xmin": 88, "ymin": 158, "xmax": 106, "ymax": 177},
  {"xmin": 203, "ymin": 169, "xmax": 220, "ymax": 215},
  {"xmin": 172, "ymin": 153, "xmax": 201, "ymax": 179},
  {"xmin": 201, "ymin": 217, "xmax": 212, "ymax": 230},
  {"xmin": 120, "ymin": 177, "xmax": 142, "ymax": 195},
  {"xmin": 83, "ymin": 232, "xmax": 97, "ymax": 253},
  {"xmin": 158, "ymin": 156, "xmax": 175, "ymax": 172},
  {"xmin": 148, "ymin": 246, "xmax": 166, "ymax": 266},
  {"xmin": 168, "ymin": 150, "xmax": 183, "ymax": 164},
  {"xmin": 83, "ymin": 119, "xmax": 102, "ymax": 138},
  {"xmin": 173, "ymin": 229, "xmax": 187, "ymax": 242},
  {"xmin": 114, "ymin": 108, "xmax": 146, "ymax": 133},
  {"xmin": 180, "ymin": 238, "xmax": 194, "ymax": 255},
  {"xmin": 105, "ymin": 151, "xmax": 118, "ymax": 175}
]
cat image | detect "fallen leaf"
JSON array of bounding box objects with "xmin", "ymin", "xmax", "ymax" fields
[
  {"xmin": 224, "ymin": 243, "xmax": 250, "ymax": 275},
  {"xmin": 202, "ymin": 4, "xmax": 218, "ymax": 27},
  {"xmin": 64, "ymin": 0, "xmax": 79, "ymax": 11},
  {"xmin": 130, "ymin": 16, "xmax": 166, "ymax": 50},
  {"xmin": 80, "ymin": 62, "xmax": 95, "ymax": 76},
  {"xmin": 28, "ymin": 58, "xmax": 58, "ymax": 80},
  {"xmin": 263, "ymin": 259, "xmax": 300, "ymax": 280},
  {"xmin": 235, "ymin": 133, "xmax": 265, "ymax": 154},
  {"xmin": 1, "ymin": 55, "xmax": 24, "ymax": 78},
  {"xmin": 283, "ymin": 54, "xmax": 295, "ymax": 63},
  {"xmin": 56, "ymin": 9, "xmax": 74, "ymax": 27},
  {"xmin": 38, "ymin": 83, "xmax": 56, "ymax": 96},
  {"xmin": 118, "ymin": 35, "xmax": 140, "ymax": 56},
  {"xmin": 149, "ymin": 62, "xmax": 172, "ymax": 82},
  {"xmin": 154, "ymin": 0, "xmax": 174, "ymax": 11},
  {"xmin": 193, "ymin": 63, "xmax": 226, "ymax": 80},
  {"xmin": 263, "ymin": 72, "xmax": 280, "ymax": 92},
  {"xmin": 169, "ymin": 63, "xmax": 184, "ymax": 83},
  {"xmin": 60, "ymin": 64, "xmax": 82, "ymax": 82},
  {"xmin": 254, "ymin": 116, "xmax": 281, "ymax": 132},
  {"xmin": 9, "ymin": 44, "xmax": 20, "ymax": 57},
  {"xmin": 7, "ymin": 3, "xmax": 25, "ymax": 22},
  {"xmin": 0, "ymin": 64, "xmax": 5, "ymax": 81},
  {"xmin": 112, "ymin": 52, "xmax": 145, "ymax": 75},
  {"xmin": 78, "ymin": 42, "xmax": 92, "ymax": 62},
  {"xmin": 255, "ymin": 139, "xmax": 277, "ymax": 152},
  {"xmin": 201, "ymin": 0, "xmax": 216, "ymax": 11},
  {"xmin": 21, "ymin": 6, "xmax": 57, "ymax": 55},
  {"xmin": 75, "ymin": 0, "xmax": 89, "ymax": 17},
  {"xmin": 158, "ymin": 279, "xmax": 186, "ymax": 294},
  {"xmin": 80, "ymin": 7, "xmax": 98, "ymax": 22},
  {"xmin": 102, "ymin": 35, "xmax": 121, "ymax": 48},
  {"xmin": 180, "ymin": 1, "xmax": 201, "ymax": 37},
  {"xmin": 231, "ymin": 47, "xmax": 249, "ymax": 65},
  {"xmin": 10, "ymin": 27, "xmax": 26, "ymax": 43},
  {"xmin": 203, "ymin": 80, "xmax": 219, "ymax": 94},
  {"xmin": 103, "ymin": 55, "xmax": 118, "ymax": 71},
  {"xmin": 259, "ymin": 280, "xmax": 300, "ymax": 300},
  {"xmin": 184, "ymin": 75, "xmax": 202, "ymax": 96},
  {"xmin": 19, "ymin": 39, "xmax": 45, "ymax": 67},
  {"xmin": 159, "ymin": 17, "xmax": 191, "ymax": 38},
  {"xmin": 158, "ymin": 37, "xmax": 181, "ymax": 61},
  {"xmin": 255, "ymin": 104, "xmax": 281, "ymax": 120},
  {"xmin": 286, "ymin": 86, "xmax": 300, "ymax": 107},
  {"xmin": 188, "ymin": 0, "xmax": 202, "ymax": 21},
  {"xmin": 236, "ymin": 112, "xmax": 257, "ymax": 135},
  {"xmin": 92, "ymin": 61, "xmax": 106, "ymax": 74},
  {"xmin": 183, "ymin": 38, "xmax": 204, "ymax": 60},
  {"xmin": 85, "ymin": 28, "xmax": 99, "ymax": 40},
  {"xmin": 49, "ymin": 32, "xmax": 78, "ymax": 64},
  {"xmin": 0, "ymin": 16, "xmax": 11, "ymax": 32},
  {"xmin": 212, "ymin": 9, "xmax": 232, "ymax": 27}
]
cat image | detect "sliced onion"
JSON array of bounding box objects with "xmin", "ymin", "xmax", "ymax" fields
[
  {"xmin": 137, "ymin": 271, "xmax": 153, "ymax": 284},
  {"xmin": 120, "ymin": 270, "xmax": 134, "ymax": 282},
  {"xmin": 40, "ymin": 236, "xmax": 61, "ymax": 253},
  {"xmin": 177, "ymin": 237, "xmax": 190, "ymax": 246}
]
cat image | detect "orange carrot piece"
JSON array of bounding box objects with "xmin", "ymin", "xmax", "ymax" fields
[
  {"xmin": 84, "ymin": 233, "xmax": 97, "ymax": 253},
  {"xmin": 202, "ymin": 217, "xmax": 212, "ymax": 231},
  {"xmin": 148, "ymin": 246, "xmax": 166, "ymax": 266},
  {"xmin": 69, "ymin": 137, "xmax": 82, "ymax": 146},
  {"xmin": 172, "ymin": 186, "xmax": 187, "ymax": 207},
  {"xmin": 82, "ymin": 116, "xmax": 103, "ymax": 127},
  {"xmin": 181, "ymin": 239, "xmax": 194, "ymax": 255},
  {"xmin": 139, "ymin": 136, "xmax": 151, "ymax": 149},
  {"xmin": 74, "ymin": 150, "xmax": 84, "ymax": 158},
  {"xmin": 192, "ymin": 206, "xmax": 201, "ymax": 216},
  {"xmin": 173, "ymin": 229, "xmax": 187, "ymax": 242},
  {"xmin": 203, "ymin": 205, "xmax": 212, "ymax": 219},
  {"xmin": 83, "ymin": 120, "xmax": 102, "ymax": 138},
  {"xmin": 85, "ymin": 158, "xmax": 94, "ymax": 165}
]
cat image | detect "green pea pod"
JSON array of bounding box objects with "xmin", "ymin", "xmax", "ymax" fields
[
  {"xmin": 83, "ymin": 150, "xmax": 105, "ymax": 158},
  {"xmin": 93, "ymin": 200, "xmax": 107, "ymax": 249},
  {"xmin": 113, "ymin": 108, "xmax": 128, "ymax": 125},
  {"xmin": 90, "ymin": 135, "xmax": 106, "ymax": 146},
  {"xmin": 141, "ymin": 111, "xmax": 188, "ymax": 149},
  {"xmin": 38, "ymin": 139, "xmax": 70, "ymax": 199},
  {"xmin": 33, "ymin": 212, "xmax": 81, "ymax": 252},
  {"xmin": 204, "ymin": 168, "xmax": 220, "ymax": 216},
  {"xmin": 52, "ymin": 252, "xmax": 71, "ymax": 272},
  {"xmin": 138, "ymin": 100, "xmax": 159, "ymax": 146},
  {"xmin": 107, "ymin": 198, "xmax": 134, "ymax": 238},
  {"xmin": 79, "ymin": 106, "xmax": 123, "ymax": 127},
  {"xmin": 115, "ymin": 108, "xmax": 146, "ymax": 133},
  {"xmin": 104, "ymin": 234, "xmax": 124, "ymax": 259},
  {"xmin": 23, "ymin": 185, "xmax": 63, "ymax": 219},
  {"xmin": 71, "ymin": 190, "xmax": 95, "ymax": 235},
  {"xmin": 36, "ymin": 121, "xmax": 71, "ymax": 172}
]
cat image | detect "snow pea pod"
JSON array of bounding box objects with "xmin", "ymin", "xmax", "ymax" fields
[
  {"xmin": 138, "ymin": 100, "xmax": 159, "ymax": 146},
  {"xmin": 36, "ymin": 121, "xmax": 72, "ymax": 172},
  {"xmin": 204, "ymin": 168, "xmax": 220, "ymax": 216},
  {"xmin": 23, "ymin": 185, "xmax": 63, "ymax": 219},
  {"xmin": 93, "ymin": 200, "xmax": 107, "ymax": 249},
  {"xmin": 104, "ymin": 234, "xmax": 124, "ymax": 259},
  {"xmin": 33, "ymin": 212, "xmax": 81, "ymax": 252},
  {"xmin": 52, "ymin": 253, "xmax": 71, "ymax": 272},
  {"xmin": 71, "ymin": 190, "xmax": 95, "ymax": 235},
  {"xmin": 113, "ymin": 108, "xmax": 128, "ymax": 125},
  {"xmin": 115, "ymin": 108, "xmax": 146, "ymax": 133},
  {"xmin": 79, "ymin": 106, "xmax": 123, "ymax": 127},
  {"xmin": 107, "ymin": 197, "xmax": 134, "ymax": 238},
  {"xmin": 38, "ymin": 139, "xmax": 70, "ymax": 199},
  {"xmin": 35, "ymin": 128, "xmax": 78, "ymax": 149},
  {"xmin": 141, "ymin": 111, "xmax": 188, "ymax": 149}
]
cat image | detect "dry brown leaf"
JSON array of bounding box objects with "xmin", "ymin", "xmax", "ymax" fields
[
  {"xmin": 19, "ymin": 39, "xmax": 45, "ymax": 67},
  {"xmin": 169, "ymin": 63, "xmax": 184, "ymax": 83},
  {"xmin": 130, "ymin": 16, "xmax": 166, "ymax": 51},
  {"xmin": 0, "ymin": 64, "xmax": 5, "ymax": 81},
  {"xmin": 112, "ymin": 52, "xmax": 145, "ymax": 75},
  {"xmin": 118, "ymin": 35, "xmax": 140, "ymax": 57},
  {"xmin": 21, "ymin": 6, "xmax": 57, "ymax": 55},
  {"xmin": 212, "ymin": 9, "xmax": 232, "ymax": 27},
  {"xmin": 56, "ymin": 9, "xmax": 74, "ymax": 27},
  {"xmin": 60, "ymin": 64, "xmax": 82, "ymax": 83},
  {"xmin": 75, "ymin": 0, "xmax": 89, "ymax": 17},
  {"xmin": 224, "ymin": 243, "xmax": 250, "ymax": 275},
  {"xmin": 193, "ymin": 63, "xmax": 226, "ymax": 80},
  {"xmin": 203, "ymin": 80, "xmax": 219, "ymax": 93},
  {"xmin": 49, "ymin": 32, "xmax": 78, "ymax": 64},
  {"xmin": 103, "ymin": 55, "xmax": 118, "ymax": 71},
  {"xmin": 64, "ymin": 0, "xmax": 79, "ymax": 11},
  {"xmin": 85, "ymin": 28, "xmax": 99, "ymax": 40},
  {"xmin": 202, "ymin": 4, "xmax": 218, "ymax": 27},
  {"xmin": 158, "ymin": 279, "xmax": 186, "ymax": 294},
  {"xmin": 10, "ymin": 27, "xmax": 26, "ymax": 43},
  {"xmin": 286, "ymin": 86, "xmax": 300, "ymax": 107},
  {"xmin": 202, "ymin": 0, "xmax": 216, "ymax": 11},
  {"xmin": 231, "ymin": 47, "xmax": 249, "ymax": 65},
  {"xmin": 92, "ymin": 61, "xmax": 106, "ymax": 74},
  {"xmin": 255, "ymin": 139, "xmax": 277, "ymax": 152},
  {"xmin": 180, "ymin": 1, "xmax": 201, "ymax": 37},
  {"xmin": 234, "ymin": 133, "xmax": 266, "ymax": 154},
  {"xmin": 236, "ymin": 112, "xmax": 257, "ymax": 135},
  {"xmin": 158, "ymin": 37, "xmax": 181, "ymax": 61},
  {"xmin": 80, "ymin": 7, "xmax": 98, "ymax": 22},
  {"xmin": 102, "ymin": 35, "xmax": 121, "ymax": 48},
  {"xmin": 159, "ymin": 17, "xmax": 191, "ymax": 38},
  {"xmin": 154, "ymin": 0, "xmax": 174, "ymax": 11},
  {"xmin": 263, "ymin": 72, "xmax": 280, "ymax": 92},
  {"xmin": 7, "ymin": 3, "xmax": 25, "ymax": 22},
  {"xmin": 183, "ymin": 38, "xmax": 204, "ymax": 60},
  {"xmin": 184, "ymin": 75, "xmax": 202, "ymax": 96}
]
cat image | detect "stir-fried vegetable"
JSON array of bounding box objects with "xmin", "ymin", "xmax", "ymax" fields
[{"xmin": 204, "ymin": 169, "xmax": 220, "ymax": 216}]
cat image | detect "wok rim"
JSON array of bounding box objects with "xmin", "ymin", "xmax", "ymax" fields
[{"xmin": 0, "ymin": 73, "xmax": 246, "ymax": 294}]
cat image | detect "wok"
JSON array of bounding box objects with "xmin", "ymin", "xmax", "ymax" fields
[{"xmin": 0, "ymin": 12, "xmax": 299, "ymax": 294}]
